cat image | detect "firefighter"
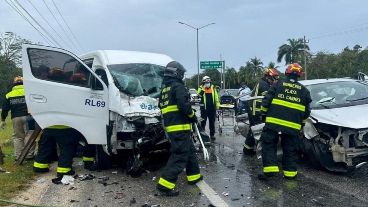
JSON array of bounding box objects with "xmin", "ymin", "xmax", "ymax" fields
[
  {"xmin": 33, "ymin": 126, "xmax": 78, "ymax": 178},
  {"xmin": 258, "ymin": 63, "xmax": 312, "ymax": 180},
  {"xmin": 1, "ymin": 76, "xmax": 34, "ymax": 160},
  {"xmin": 243, "ymin": 68, "xmax": 279, "ymax": 155},
  {"xmin": 197, "ymin": 76, "xmax": 220, "ymax": 140},
  {"xmin": 82, "ymin": 144, "xmax": 96, "ymax": 170},
  {"xmin": 157, "ymin": 61, "xmax": 202, "ymax": 196}
]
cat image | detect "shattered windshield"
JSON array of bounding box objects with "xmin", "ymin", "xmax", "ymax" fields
[
  {"xmin": 306, "ymin": 81, "xmax": 368, "ymax": 109},
  {"xmin": 108, "ymin": 63, "xmax": 165, "ymax": 98}
]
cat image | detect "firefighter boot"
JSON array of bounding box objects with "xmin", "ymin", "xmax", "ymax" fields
[{"xmin": 156, "ymin": 185, "xmax": 180, "ymax": 197}]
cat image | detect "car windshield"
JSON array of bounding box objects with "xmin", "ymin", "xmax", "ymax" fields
[
  {"xmin": 108, "ymin": 63, "xmax": 165, "ymax": 98},
  {"xmin": 306, "ymin": 81, "xmax": 368, "ymax": 109},
  {"xmin": 220, "ymin": 89, "xmax": 238, "ymax": 97}
]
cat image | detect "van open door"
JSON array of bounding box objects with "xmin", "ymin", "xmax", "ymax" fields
[{"xmin": 22, "ymin": 44, "xmax": 109, "ymax": 144}]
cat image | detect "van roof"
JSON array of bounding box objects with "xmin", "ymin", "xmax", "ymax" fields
[{"xmin": 80, "ymin": 50, "xmax": 174, "ymax": 67}]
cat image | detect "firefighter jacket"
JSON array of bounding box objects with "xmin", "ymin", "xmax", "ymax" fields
[
  {"xmin": 251, "ymin": 77, "xmax": 271, "ymax": 116},
  {"xmin": 261, "ymin": 78, "xmax": 312, "ymax": 136},
  {"xmin": 197, "ymin": 85, "xmax": 220, "ymax": 110},
  {"xmin": 1, "ymin": 84, "xmax": 28, "ymax": 121},
  {"xmin": 159, "ymin": 77, "xmax": 195, "ymax": 134}
]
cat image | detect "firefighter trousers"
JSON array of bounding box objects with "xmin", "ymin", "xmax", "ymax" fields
[
  {"xmin": 34, "ymin": 128, "xmax": 78, "ymax": 175},
  {"xmin": 200, "ymin": 109, "xmax": 216, "ymax": 136},
  {"xmin": 261, "ymin": 129, "xmax": 298, "ymax": 178},
  {"xmin": 158, "ymin": 132, "xmax": 201, "ymax": 190}
]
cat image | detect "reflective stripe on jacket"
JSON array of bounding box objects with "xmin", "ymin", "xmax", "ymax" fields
[
  {"xmin": 261, "ymin": 79, "xmax": 312, "ymax": 135},
  {"xmin": 251, "ymin": 78, "xmax": 270, "ymax": 116},
  {"xmin": 1, "ymin": 84, "xmax": 28, "ymax": 120},
  {"xmin": 159, "ymin": 78, "xmax": 194, "ymax": 133}
]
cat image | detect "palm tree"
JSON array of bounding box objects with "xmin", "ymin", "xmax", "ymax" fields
[
  {"xmin": 248, "ymin": 57, "xmax": 264, "ymax": 77},
  {"xmin": 267, "ymin": 61, "xmax": 279, "ymax": 69},
  {"xmin": 277, "ymin": 38, "xmax": 309, "ymax": 64}
]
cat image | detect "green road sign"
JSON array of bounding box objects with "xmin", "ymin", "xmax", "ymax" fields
[{"xmin": 200, "ymin": 61, "xmax": 224, "ymax": 69}]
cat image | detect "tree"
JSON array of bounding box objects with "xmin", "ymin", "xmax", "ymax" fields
[
  {"xmin": 0, "ymin": 32, "xmax": 31, "ymax": 66},
  {"xmin": 267, "ymin": 61, "xmax": 279, "ymax": 69},
  {"xmin": 0, "ymin": 32, "xmax": 31, "ymax": 106},
  {"xmin": 277, "ymin": 38, "xmax": 309, "ymax": 64}
]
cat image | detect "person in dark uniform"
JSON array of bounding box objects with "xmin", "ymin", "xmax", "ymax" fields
[
  {"xmin": 258, "ymin": 63, "xmax": 312, "ymax": 180},
  {"xmin": 33, "ymin": 126, "xmax": 78, "ymax": 177},
  {"xmin": 243, "ymin": 68, "xmax": 279, "ymax": 155},
  {"xmin": 197, "ymin": 76, "xmax": 220, "ymax": 140},
  {"xmin": 1, "ymin": 76, "xmax": 34, "ymax": 160},
  {"xmin": 156, "ymin": 61, "xmax": 202, "ymax": 196}
]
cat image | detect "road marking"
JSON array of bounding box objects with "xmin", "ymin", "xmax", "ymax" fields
[{"xmin": 196, "ymin": 180, "xmax": 229, "ymax": 207}]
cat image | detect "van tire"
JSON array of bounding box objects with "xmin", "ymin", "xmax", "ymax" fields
[{"xmin": 95, "ymin": 145, "xmax": 112, "ymax": 170}]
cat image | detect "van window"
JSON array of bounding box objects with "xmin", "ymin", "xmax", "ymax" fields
[{"xmin": 28, "ymin": 48, "xmax": 91, "ymax": 88}]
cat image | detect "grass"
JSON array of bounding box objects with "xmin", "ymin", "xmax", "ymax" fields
[{"xmin": 0, "ymin": 115, "xmax": 35, "ymax": 200}]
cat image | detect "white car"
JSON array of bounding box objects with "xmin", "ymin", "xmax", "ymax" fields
[
  {"xmin": 301, "ymin": 78, "xmax": 368, "ymax": 172},
  {"xmin": 237, "ymin": 78, "xmax": 368, "ymax": 172},
  {"xmin": 22, "ymin": 45, "xmax": 173, "ymax": 173},
  {"xmin": 189, "ymin": 88, "xmax": 200, "ymax": 104}
]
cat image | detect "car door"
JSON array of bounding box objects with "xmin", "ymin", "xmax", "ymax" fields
[{"xmin": 22, "ymin": 44, "xmax": 109, "ymax": 144}]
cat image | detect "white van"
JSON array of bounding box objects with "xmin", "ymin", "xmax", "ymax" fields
[{"xmin": 22, "ymin": 44, "xmax": 173, "ymax": 171}]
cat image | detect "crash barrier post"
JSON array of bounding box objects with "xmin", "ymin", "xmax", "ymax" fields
[{"xmin": 16, "ymin": 123, "xmax": 41, "ymax": 165}]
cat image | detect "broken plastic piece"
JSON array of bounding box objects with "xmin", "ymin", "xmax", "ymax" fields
[{"xmin": 61, "ymin": 175, "xmax": 75, "ymax": 185}]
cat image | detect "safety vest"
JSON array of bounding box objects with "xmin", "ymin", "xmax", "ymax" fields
[
  {"xmin": 159, "ymin": 80, "xmax": 194, "ymax": 133},
  {"xmin": 261, "ymin": 80, "xmax": 311, "ymax": 135},
  {"xmin": 2, "ymin": 85, "xmax": 28, "ymax": 119},
  {"xmin": 197, "ymin": 85, "xmax": 220, "ymax": 110}
]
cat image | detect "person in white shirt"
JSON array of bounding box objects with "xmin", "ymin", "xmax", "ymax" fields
[{"xmin": 238, "ymin": 82, "xmax": 251, "ymax": 114}]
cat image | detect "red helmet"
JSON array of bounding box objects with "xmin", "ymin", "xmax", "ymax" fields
[
  {"xmin": 264, "ymin": 68, "xmax": 279, "ymax": 79},
  {"xmin": 285, "ymin": 63, "xmax": 303, "ymax": 77}
]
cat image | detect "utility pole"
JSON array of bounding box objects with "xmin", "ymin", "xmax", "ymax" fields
[
  {"xmin": 303, "ymin": 35, "xmax": 309, "ymax": 80},
  {"xmin": 178, "ymin": 21, "xmax": 215, "ymax": 88}
]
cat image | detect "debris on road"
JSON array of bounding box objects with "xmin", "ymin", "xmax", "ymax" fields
[
  {"xmin": 222, "ymin": 192, "xmax": 229, "ymax": 196},
  {"xmin": 61, "ymin": 175, "xmax": 75, "ymax": 185},
  {"xmin": 80, "ymin": 174, "xmax": 95, "ymax": 181},
  {"xmin": 141, "ymin": 204, "xmax": 161, "ymax": 207},
  {"xmin": 152, "ymin": 176, "xmax": 156, "ymax": 181},
  {"xmin": 68, "ymin": 186, "xmax": 76, "ymax": 190},
  {"xmin": 70, "ymin": 199, "xmax": 79, "ymax": 203},
  {"xmin": 114, "ymin": 192, "xmax": 124, "ymax": 199},
  {"xmin": 112, "ymin": 171, "xmax": 118, "ymax": 174},
  {"xmin": 129, "ymin": 197, "xmax": 136, "ymax": 205}
]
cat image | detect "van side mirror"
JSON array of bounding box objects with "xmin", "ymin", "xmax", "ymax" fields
[{"xmin": 91, "ymin": 76, "xmax": 103, "ymax": 90}]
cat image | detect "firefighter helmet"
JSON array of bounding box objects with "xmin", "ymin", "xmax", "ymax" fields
[
  {"xmin": 264, "ymin": 68, "xmax": 279, "ymax": 78},
  {"xmin": 165, "ymin": 61, "xmax": 186, "ymax": 80},
  {"xmin": 285, "ymin": 63, "xmax": 303, "ymax": 77}
]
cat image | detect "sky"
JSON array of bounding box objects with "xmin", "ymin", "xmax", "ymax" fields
[{"xmin": 1, "ymin": 0, "xmax": 368, "ymax": 76}]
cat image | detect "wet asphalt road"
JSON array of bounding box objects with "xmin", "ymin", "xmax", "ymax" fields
[{"xmin": 21, "ymin": 111, "xmax": 368, "ymax": 207}]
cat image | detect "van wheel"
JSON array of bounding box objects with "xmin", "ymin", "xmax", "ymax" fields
[{"xmin": 95, "ymin": 145, "xmax": 112, "ymax": 170}]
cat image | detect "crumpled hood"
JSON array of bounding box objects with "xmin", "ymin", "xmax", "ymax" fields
[{"xmin": 311, "ymin": 104, "xmax": 368, "ymax": 129}]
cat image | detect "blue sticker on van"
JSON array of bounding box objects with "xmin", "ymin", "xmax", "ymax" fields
[{"xmin": 140, "ymin": 103, "xmax": 158, "ymax": 111}]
